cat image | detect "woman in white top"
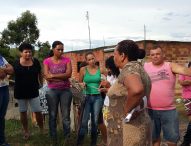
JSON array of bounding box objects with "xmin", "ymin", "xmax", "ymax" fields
[
  {"xmin": 103, "ymin": 56, "xmax": 120, "ymax": 107},
  {"xmin": 98, "ymin": 56, "xmax": 120, "ymax": 146}
]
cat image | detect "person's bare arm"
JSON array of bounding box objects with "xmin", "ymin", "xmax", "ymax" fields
[
  {"xmin": 38, "ymin": 72, "xmax": 44, "ymax": 87},
  {"xmin": 0, "ymin": 63, "xmax": 13, "ymax": 79},
  {"xmin": 100, "ymin": 67, "xmax": 107, "ymax": 76},
  {"xmin": 3, "ymin": 63, "xmax": 14, "ymax": 75},
  {"xmin": 79, "ymin": 67, "xmax": 85, "ymax": 83},
  {"xmin": 123, "ymin": 74, "xmax": 144, "ymax": 115},
  {"xmin": 178, "ymin": 79, "xmax": 191, "ymax": 86},
  {"xmin": 78, "ymin": 67, "xmax": 86, "ymax": 88},
  {"xmin": 43, "ymin": 64, "xmax": 56, "ymax": 81},
  {"xmin": 99, "ymin": 80, "xmax": 111, "ymax": 93},
  {"xmin": 171, "ymin": 63, "xmax": 191, "ymax": 76},
  {"xmin": 50, "ymin": 61, "xmax": 72, "ymax": 80},
  {"xmin": 0, "ymin": 68, "xmax": 6, "ymax": 79},
  {"xmin": 178, "ymin": 75, "xmax": 191, "ymax": 86}
]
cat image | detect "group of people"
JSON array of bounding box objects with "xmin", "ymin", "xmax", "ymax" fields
[
  {"xmin": 0, "ymin": 41, "xmax": 73, "ymax": 146},
  {"xmin": 0, "ymin": 39, "xmax": 191, "ymax": 146},
  {"xmin": 77, "ymin": 40, "xmax": 191, "ymax": 146}
]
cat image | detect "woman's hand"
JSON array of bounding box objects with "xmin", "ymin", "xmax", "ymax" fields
[
  {"xmin": 45, "ymin": 74, "xmax": 62, "ymax": 82},
  {"xmin": 0, "ymin": 68, "xmax": 6, "ymax": 79},
  {"xmin": 98, "ymin": 87, "xmax": 108, "ymax": 93},
  {"xmin": 47, "ymin": 73, "xmax": 53, "ymax": 79},
  {"xmin": 99, "ymin": 80, "xmax": 110, "ymax": 88},
  {"xmin": 183, "ymin": 80, "xmax": 191, "ymax": 86},
  {"xmin": 178, "ymin": 79, "xmax": 191, "ymax": 87},
  {"xmin": 79, "ymin": 82, "xmax": 86, "ymax": 89}
]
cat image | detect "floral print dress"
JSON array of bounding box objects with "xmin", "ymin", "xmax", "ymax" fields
[{"xmin": 107, "ymin": 61, "xmax": 152, "ymax": 146}]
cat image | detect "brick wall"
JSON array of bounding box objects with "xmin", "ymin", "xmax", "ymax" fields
[
  {"xmin": 136, "ymin": 40, "xmax": 191, "ymax": 65},
  {"xmin": 136, "ymin": 40, "xmax": 191, "ymax": 97},
  {"xmin": 65, "ymin": 40, "xmax": 191, "ymax": 80},
  {"xmin": 64, "ymin": 40, "xmax": 191, "ymax": 96},
  {"xmin": 64, "ymin": 49, "xmax": 105, "ymax": 80}
]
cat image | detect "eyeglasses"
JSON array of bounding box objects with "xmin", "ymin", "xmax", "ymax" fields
[{"xmin": 56, "ymin": 49, "xmax": 63, "ymax": 52}]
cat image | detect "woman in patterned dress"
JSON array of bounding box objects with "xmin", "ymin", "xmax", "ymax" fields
[{"xmin": 107, "ymin": 40, "xmax": 152, "ymax": 146}]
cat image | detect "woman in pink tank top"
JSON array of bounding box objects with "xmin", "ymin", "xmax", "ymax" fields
[{"xmin": 43, "ymin": 41, "xmax": 72, "ymax": 143}]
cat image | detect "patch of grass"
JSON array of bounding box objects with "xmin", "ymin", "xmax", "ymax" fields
[
  {"xmin": 5, "ymin": 119, "xmax": 92, "ymax": 146},
  {"xmin": 6, "ymin": 119, "xmax": 51, "ymax": 145},
  {"xmin": 6, "ymin": 101, "xmax": 188, "ymax": 146}
]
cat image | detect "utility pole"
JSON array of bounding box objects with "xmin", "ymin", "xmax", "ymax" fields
[
  {"xmin": 144, "ymin": 24, "xmax": 146, "ymax": 50},
  {"xmin": 86, "ymin": 11, "xmax": 91, "ymax": 49},
  {"xmin": 103, "ymin": 36, "xmax": 105, "ymax": 46}
]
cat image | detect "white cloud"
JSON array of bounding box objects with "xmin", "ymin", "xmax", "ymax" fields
[{"xmin": 0, "ymin": 0, "xmax": 191, "ymax": 51}]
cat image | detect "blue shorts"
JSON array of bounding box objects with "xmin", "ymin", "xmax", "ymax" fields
[
  {"xmin": 18, "ymin": 97, "xmax": 42, "ymax": 112},
  {"xmin": 148, "ymin": 109, "xmax": 179, "ymax": 143}
]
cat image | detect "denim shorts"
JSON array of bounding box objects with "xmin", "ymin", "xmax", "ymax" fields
[
  {"xmin": 18, "ymin": 97, "xmax": 42, "ymax": 112},
  {"xmin": 148, "ymin": 109, "xmax": 179, "ymax": 143}
]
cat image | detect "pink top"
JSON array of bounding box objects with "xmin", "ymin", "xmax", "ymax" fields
[
  {"xmin": 43, "ymin": 56, "xmax": 71, "ymax": 89},
  {"xmin": 179, "ymin": 75, "xmax": 191, "ymax": 99},
  {"xmin": 144, "ymin": 62, "xmax": 176, "ymax": 110}
]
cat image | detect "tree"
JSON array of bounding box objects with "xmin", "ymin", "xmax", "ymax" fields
[
  {"xmin": 0, "ymin": 38, "xmax": 13, "ymax": 64},
  {"xmin": 0, "ymin": 47, "xmax": 14, "ymax": 65},
  {"xmin": 0, "ymin": 10, "xmax": 39, "ymax": 47},
  {"xmin": 36, "ymin": 41, "xmax": 51, "ymax": 63},
  {"xmin": 9, "ymin": 48, "xmax": 20, "ymax": 60}
]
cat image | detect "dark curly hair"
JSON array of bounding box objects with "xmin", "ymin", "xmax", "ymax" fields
[
  {"xmin": 116, "ymin": 40, "xmax": 145, "ymax": 61},
  {"xmin": 105, "ymin": 56, "xmax": 120, "ymax": 77},
  {"xmin": 18, "ymin": 42, "xmax": 34, "ymax": 52}
]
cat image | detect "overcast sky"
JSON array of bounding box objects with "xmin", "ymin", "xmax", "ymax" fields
[{"xmin": 0, "ymin": 0, "xmax": 191, "ymax": 51}]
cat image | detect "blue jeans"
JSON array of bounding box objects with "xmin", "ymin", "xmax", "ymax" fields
[
  {"xmin": 148, "ymin": 109, "xmax": 179, "ymax": 143},
  {"xmin": 77, "ymin": 94, "xmax": 103, "ymax": 146},
  {"xmin": 46, "ymin": 88, "xmax": 72, "ymax": 138},
  {"xmin": 0, "ymin": 86, "xmax": 9, "ymax": 144}
]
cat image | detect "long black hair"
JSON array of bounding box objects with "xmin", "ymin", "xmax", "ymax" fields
[{"xmin": 105, "ymin": 56, "xmax": 120, "ymax": 77}]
